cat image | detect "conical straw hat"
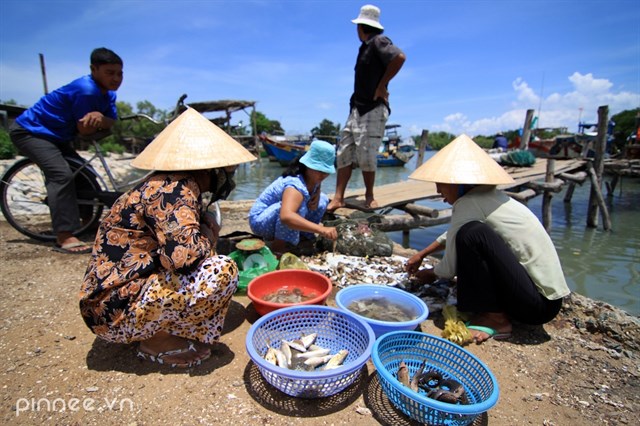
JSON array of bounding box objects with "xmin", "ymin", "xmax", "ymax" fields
[
  {"xmin": 131, "ymin": 107, "xmax": 257, "ymax": 171},
  {"xmin": 409, "ymin": 134, "xmax": 515, "ymax": 185}
]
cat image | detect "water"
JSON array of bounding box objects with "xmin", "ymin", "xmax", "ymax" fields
[{"xmin": 230, "ymin": 153, "xmax": 640, "ymax": 317}]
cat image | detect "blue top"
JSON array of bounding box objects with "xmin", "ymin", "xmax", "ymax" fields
[
  {"xmin": 493, "ymin": 135, "xmax": 508, "ymax": 150},
  {"xmin": 250, "ymin": 175, "xmax": 312, "ymax": 219},
  {"xmin": 249, "ymin": 174, "xmax": 327, "ymax": 245},
  {"xmin": 16, "ymin": 75, "xmax": 118, "ymax": 143}
]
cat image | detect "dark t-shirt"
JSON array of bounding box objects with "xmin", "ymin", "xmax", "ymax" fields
[{"xmin": 350, "ymin": 34, "xmax": 403, "ymax": 116}]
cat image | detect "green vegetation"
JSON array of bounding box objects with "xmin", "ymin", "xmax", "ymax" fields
[
  {"xmin": 611, "ymin": 108, "xmax": 639, "ymax": 153},
  {"xmin": 311, "ymin": 119, "xmax": 341, "ymax": 143},
  {"xmin": 0, "ymin": 127, "xmax": 17, "ymax": 159}
]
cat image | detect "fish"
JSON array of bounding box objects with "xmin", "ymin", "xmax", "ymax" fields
[
  {"xmin": 273, "ymin": 347, "xmax": 288, "ymax": 368},
  {"xmin": 283, "ymin": 339, "xmax": 307, "ymax": 353},
  {"xmin": 303, "ymin": 355, "xmax": 333, "ymax": 368},
  {"xmin": 280, "ymin": 340, "xmax": 292, "ymax": 368},
  {"xmin": 322, "ymin": 349, "xmax": 349, "ymax": 370},
  {"xmin": 410, "ymin": 360, "xmax": 427, "ymax": 392},
  {"xmin": 264, "ymin": 347, "xmax": 278, "ymax": 365},
  {"xmin": 397, "ymin": 361, "xmax": 410, "ymax": 387},
  {"xmin": 295, "ymin": 347, "xmax": 331, "ymax": 359},
  {"xmin": 300, "ymin": 333, "xmax": 317, "ymax": 349},
  {"xmin": 419, "ymin": 370, "xmax": 443, "ymax": 390}
]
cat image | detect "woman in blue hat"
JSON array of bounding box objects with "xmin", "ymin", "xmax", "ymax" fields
[{"xmin": 249, "ymin": 140, "xmax": 338, "ymax": 255}]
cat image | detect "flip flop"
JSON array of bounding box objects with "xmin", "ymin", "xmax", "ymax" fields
[
  {"xmin": 466, "ymin": 324, "xmax": 512, "ymax": 341},
  {"xmin": 53, "ymin": 241, "xmax": 92, "ymax": 254},
  {"xmin": 137, "ymin": 341, "xmax": 211, "ymax": 368}
]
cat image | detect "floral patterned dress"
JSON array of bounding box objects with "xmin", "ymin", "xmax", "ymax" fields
[{"xmin": 79, "ymin": 172, "xmax": 238, "ymax": 344}]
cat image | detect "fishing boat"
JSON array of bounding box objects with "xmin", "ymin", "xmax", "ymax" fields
[
  {"xmin": 377, "ymin": 124, "xmax": 415, "ymax": 167},
  {"xmin": 528, "ymin": 133, "xmax": 596, "ymax": 159},
  {"xmin": 259, "ymin": 134, "xmax": 311, "ymax": 166}
]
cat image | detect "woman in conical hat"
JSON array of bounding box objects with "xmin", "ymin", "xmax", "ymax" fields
[
  {"xmin": 406, "ymin": 134, "xmax": 570, "ymax": 344},
  {"xmin": 79, "ymin": 108, "xmax": 256, "ymax": 368}
]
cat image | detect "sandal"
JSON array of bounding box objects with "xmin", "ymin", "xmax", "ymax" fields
[
  {"xmin": 53, "ymin": 241, "xmax": 92, "ymax": 254},
  {"xmin": 137, "ymin": 341, "xmax": 211, "ymax": 368}
]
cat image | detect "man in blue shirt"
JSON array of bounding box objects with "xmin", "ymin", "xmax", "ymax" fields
[
  {"xmin": 493, "ymin": 132, "xmax": 508, "ymax": 151},
  {"xmin": 10, "ymin": 48, "xmax": 123, "ymax": 253}
]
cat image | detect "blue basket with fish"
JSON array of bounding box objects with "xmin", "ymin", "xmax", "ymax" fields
[
  {"xmin": 372, "ymin": 331, "xmax": 499, "ymax": 425},
  {"xmin": 246, "ymin": 305, "xmax": 376, "ymax": 398},
  {"xmin": 335, "ymin": 284, "xmax": 429, "ymax": 338}
]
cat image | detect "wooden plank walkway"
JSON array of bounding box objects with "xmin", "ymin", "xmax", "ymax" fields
[{"xmin": 335, "ymin": 158, "xmax": 586, "ymax": 211}]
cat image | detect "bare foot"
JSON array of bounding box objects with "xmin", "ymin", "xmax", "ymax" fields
[
  {"xmin": 467, "ymin": 312, "xmax": 512, "ymax": 344},
  {"xmin": 326, "ymin": 199, "xmax": 345, "ymax": 212},
  {"xmin": 364, "ymin": 198, "xmax": 379, "ymax": 209},
  {"xmin": 138, "ymin": 331, "xmax": 210, "ymax": 368}
]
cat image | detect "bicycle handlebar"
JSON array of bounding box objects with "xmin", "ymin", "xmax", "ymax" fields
[{"xmin": 119, "ymin": 113, "xmax": 162, "ymax": 124}]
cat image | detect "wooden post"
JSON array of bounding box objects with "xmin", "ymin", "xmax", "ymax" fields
[
  {"xmin": 415, "ymin": 130, "xmax": 429, "ymax": 168},
  {"xmin": 39, "ymin": 53, "xmax": 48, "ymax": 95},
  {"xmin": 519, "ymin": 109, "xmax": 535, "ymax": 150},
  {"xmin": 587, "ymin": 105, "xmax": 612, "ymax": 230},
  {"xmin": 542, "ymin": 159, "xmax": 555, "ymax": 231}
]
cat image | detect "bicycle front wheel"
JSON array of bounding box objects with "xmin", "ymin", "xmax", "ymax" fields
[{"xmin": 0, "ymin": 158, "xmax": 105, "ymax": 242}]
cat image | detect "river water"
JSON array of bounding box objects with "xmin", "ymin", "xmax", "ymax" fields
[{"xmin": 230, "ymin": 152, "xmax": 639, "ymax": 317}]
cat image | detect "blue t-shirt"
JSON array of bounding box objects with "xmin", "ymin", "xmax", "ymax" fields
[{"xmin": 16, "ymin": 75, "xmax": 117, "ymax": 143}]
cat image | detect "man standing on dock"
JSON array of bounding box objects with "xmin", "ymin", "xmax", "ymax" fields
[{"xmin": 327, "ymin": 4, "xmax": 406, "ymax": 211}]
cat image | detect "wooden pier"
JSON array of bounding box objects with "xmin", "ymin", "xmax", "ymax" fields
[{"xmin": 329, "ymin": 157, "xmax": 589, "ymax": 234}]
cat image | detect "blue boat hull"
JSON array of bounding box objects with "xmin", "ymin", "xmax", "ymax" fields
[{"xmin": 261, "ymin": 139, "xmax": 308, "ymax": 166}]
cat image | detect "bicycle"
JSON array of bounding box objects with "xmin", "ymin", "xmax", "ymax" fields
[{"xmin": 0, "ymin": 94, "xmax": 188, "ymax": 242}]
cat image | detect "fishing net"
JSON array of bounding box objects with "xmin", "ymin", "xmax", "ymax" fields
[
  {"xmin": 318, "ymin": 214, "xmax": 394, "ymax": 257},
  {"xmin": 499, "ymin": 150, "xmax": 536, "ymax": 167}
]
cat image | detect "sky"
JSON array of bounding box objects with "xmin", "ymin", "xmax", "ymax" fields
[{"xmin": 1, "ymin": 0, "xmax": 639, "ymax": 139}]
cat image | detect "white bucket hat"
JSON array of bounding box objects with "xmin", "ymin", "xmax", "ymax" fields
[
  {"xmin": 131, "ymin": 107, "xmax": 256, "ymax": 171},
  {"xmin": 409, "ymin": 134, "xmax": 515, "ymax": 185},
  {"xmin": 351, "ymin": 4, "xmax": 384, "ymax": 30}
]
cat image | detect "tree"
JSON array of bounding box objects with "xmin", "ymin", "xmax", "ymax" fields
[
  {"xmin": 427, "ymin": 131, "xmax": 457, "ymax": 150},
  {"xmin": 251, "ymin": 111, "xmax": 284, "ymax": 135},
  {"xmin": 311, "ymin": 119, "xmax": 341, "ymax": 143},
  {"xmin": 611, "ymin": 108, "xmax": 640, "ymax": 153}
]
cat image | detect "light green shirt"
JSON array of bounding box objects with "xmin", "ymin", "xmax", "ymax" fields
[{"xmin": 435, "ymin": 186, "xmax": 570, "ymax": 300}]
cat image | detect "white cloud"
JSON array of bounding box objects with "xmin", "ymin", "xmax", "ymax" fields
[{"xmin": 428, "ymin": 72, "xmax": 639, "ymax": 137}]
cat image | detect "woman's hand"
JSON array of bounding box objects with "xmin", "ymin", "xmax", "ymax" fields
[
  {"xmin": 414, "ymin": 268, "xmax": 437, "ymax": 285},
  {"xmin": 318, "ymin": 225, "xmax": 337, "ymax": 241},
  {"xmin": 405, "ymin": 252, "xmax": 424, "ymax": 275},
  {"xmin": 200, "ymin": 212, "xmax": 220, "ymax": 246}
]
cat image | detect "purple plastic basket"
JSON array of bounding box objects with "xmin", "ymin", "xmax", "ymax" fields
[{"xmin": 246, "ymin": 305, "xmax": 375, "ymax": 398}]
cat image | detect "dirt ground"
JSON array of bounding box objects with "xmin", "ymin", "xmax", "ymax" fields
[{"xmin": 1, "ymin": 206, "xmax": 639, "ymax": 426}]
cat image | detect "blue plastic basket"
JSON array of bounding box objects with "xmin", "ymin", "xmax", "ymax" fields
[
  {"xmin": 246, "ymin": 305, "xmax": 376, "ymax": 398},
  {"xmin": 372, "ymin": 331, "xmax": 499, "ymax": 425},
  {"xmin": 335, "ymin": 284, "xmax": 429, "ymax": 338}
]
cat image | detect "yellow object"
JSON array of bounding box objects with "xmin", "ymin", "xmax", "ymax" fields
[
  {"xmin": 441, "ymin": 305, "xmax": 472, "ymax": 345},
  {"xmin": 278, "ymin": 253, "xmax": 309, "ymax": 270}
]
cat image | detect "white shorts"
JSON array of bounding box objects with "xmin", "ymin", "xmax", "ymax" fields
[{"xmin": 336, "ymin": 105, "xmax": 389, "ymax": 172}]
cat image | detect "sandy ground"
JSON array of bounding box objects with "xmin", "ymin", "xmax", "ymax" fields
[{"xmin": 1, "ymin": 204, "xmax": 639, "ymax": 426}]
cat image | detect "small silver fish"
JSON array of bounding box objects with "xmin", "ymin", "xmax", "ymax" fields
[
  {"xmin": 322, "ymin": 349, "xmax": 349, "ymax": 370},
  {"xmin": 283, "ymin": 339, "xmax": 307, "ymax": 353},
  {"xmin": 280, "ymin": 340, "xmax": 292, "ymax": 368},
  {"xmin": 295, "ymin": 347, "xmax": 331, "ymax": 359},
  {"xmin": 304, "ymin": 354, "xmax": 333, "ymax": 368},
  {"xmin": 300, "ymin": 333, "xmax": 317, "ymax": 349},
  {"xmin": 274, "ymin": 347, "xmax": 288, "ymax": 368},
  {"xmin": 264, "ymin": 347, "xmax": 277, "ymax": 365}
]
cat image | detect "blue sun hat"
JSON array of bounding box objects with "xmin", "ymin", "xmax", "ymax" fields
[{"xmin": 300, "ymin": 140, "xmax": 336, "ymax": 174}]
